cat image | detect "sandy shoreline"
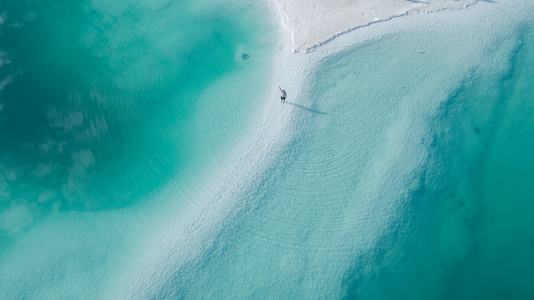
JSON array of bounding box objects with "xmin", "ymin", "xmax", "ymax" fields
[{"xmin": 275, "ymin": 0, "xmax": 477, "ymax": 52}]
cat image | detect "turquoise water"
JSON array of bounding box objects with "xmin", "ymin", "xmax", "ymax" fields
[
  {"xmin": 339, "ymin": 22, "xmax": 534, "ymax": 300},
  {"xmin": 111, "ymin": 8, "xmax": 534, "ymax": 299},
  {"xmin": 1, "ymin": 0, "xmax": 534, "ymax": 299},
  {"xmin": 444, "ymin": 27, "xmax": 534, "ymax": 299},
  {"xmin": 0, "ymin": 0, "xmax": 277, "ymax": 295},
  {"xmin": 408, "ymin": 25, "xmax": 534, "ymax": 300},
  {"xmin": 0, "ymin": 0, "xmax": 273, "ymax": 235}
]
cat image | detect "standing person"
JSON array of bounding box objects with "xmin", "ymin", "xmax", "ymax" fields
[{"xmin": 279, "ymin": 86, "xmax": 287, "ymax": 104}]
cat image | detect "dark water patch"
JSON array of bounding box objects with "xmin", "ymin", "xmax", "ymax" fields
[
  {"xmin": 340, "ymin": 22, "xmax": 534, "ymax": 300},
  {"xmin": 440, "ymin": 27, "xmax": 534, "ymax": 300},
  {"xmin": 0, "ymin": 0, "xmax": 254, "ymax": 218},
  {"xmin": 242, "ymin": 53, "xmax": 250, "ymax": 60}
]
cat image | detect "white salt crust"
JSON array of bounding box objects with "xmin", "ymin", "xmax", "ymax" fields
[{"xmin": 275, "ymin": 0, "xmax": 478, "ymax": 52}]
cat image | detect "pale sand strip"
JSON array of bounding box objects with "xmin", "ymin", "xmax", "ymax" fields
[{"xmin": 275, "ymin": 0, "xmax": 477, "ymax": 52}]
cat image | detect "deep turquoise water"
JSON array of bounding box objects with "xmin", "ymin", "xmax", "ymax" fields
[
  {"xmin": 410, "ymin": 26, "xmax": 534, "ymax": 300},
  {"xmin": 0, "ymin": 0, "xmax": 273, "ymax": 234},
  {"xmin": 339, "ymin": 23, "xmax": 534, "ymax": 300},
  {"xmin": 444, "ymin": 27, "xmax": 534, "ymax": 299},
  {"xmin": 0, "ymin": 0, "xmax": 278, "ymax": 297}
]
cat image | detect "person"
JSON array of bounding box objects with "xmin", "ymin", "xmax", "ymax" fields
[{"xmin": 279, "ymin": 86, "xmax": 287, "ymax": 104}]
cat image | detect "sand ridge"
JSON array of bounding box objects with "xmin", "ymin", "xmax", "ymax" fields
[{"xmin": 275, "ymin": 0, "xmax": 478, "ymax": 52}]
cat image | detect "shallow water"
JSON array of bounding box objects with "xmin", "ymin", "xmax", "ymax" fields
[
  {"xmin": 106, "ymin": 3, "xmax": 534, "ymax": 299},
  {"xmin": 1, "ymin": 0, "xmax": 534, "ymax": 299},
  {"xmin": 0, "ymin": 0, "xmax": 273, "ymax": 229},
  {"xmin": 443, "ymin": 27, "xmax": 534, "ymax": 300},
  {"xmin": 0, "ymin": 0, "xmax": 278, "ymax": 297},
  {"xmin": 341, "ymin": 16, "xmax": 534, "ymax": 300}
]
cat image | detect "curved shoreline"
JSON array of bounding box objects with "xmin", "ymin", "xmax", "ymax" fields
[
  {"xmin": 275, "ymin": 0, "xmax": 478, "ymax": 52},
  {"xmin": 114, "ymin": 1, "xmax": 534, "ymax": 298}
]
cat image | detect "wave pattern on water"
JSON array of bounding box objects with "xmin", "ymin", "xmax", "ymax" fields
[
  {"xmin": 114, "ymin": 2, "xmax": 534, "ymax": 299},
  {"xmin": 0, "ymin": 0, "xmax": 264, "ymax": 219},
  {"xmin": 0, "ymin": 0, "xmax": 275, "ymax": 260},
  {"xmin": 1, "ymin": 0, "xmax": 534, "ymax": 299}
]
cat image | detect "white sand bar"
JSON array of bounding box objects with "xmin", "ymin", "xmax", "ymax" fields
[{"xmin": 276, "ymin": 0, "xmax": 477, "ymax": 52}]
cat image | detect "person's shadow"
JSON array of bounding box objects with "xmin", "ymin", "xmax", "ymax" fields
[{"xmin": 285, "ymin": 102, "xmax": 326, "ymax": 115}]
